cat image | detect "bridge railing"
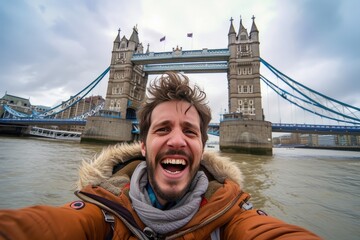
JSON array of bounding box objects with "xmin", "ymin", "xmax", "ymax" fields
[{"xmin": 131, "ymin": 48, "xmax": 230, "ymax": 60}]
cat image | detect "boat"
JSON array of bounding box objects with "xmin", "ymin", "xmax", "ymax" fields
[{"xmin": 28, "ymin": 127, "xmax": 81, "ymax": 141}]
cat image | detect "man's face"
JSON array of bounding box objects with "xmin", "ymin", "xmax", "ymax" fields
[{"xmin": 141, "ymin": 100, "xmax": 204, "ymax": 205}]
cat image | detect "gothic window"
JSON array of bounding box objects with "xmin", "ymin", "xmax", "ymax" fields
[
  {"xmin": 248, "ymin": 99, "xmax": 255, "ymax": 115},
  {"xmin": 238, "ymin": 85, "xmax": 242, "ymax": 93},
  {"xmin": 130, "ymin": 88, "xmax": 141, "ymax": 100},
  {"xmin": 249, "ymin": 85, "xmax": 253, "ymax": 93},
  {"xmin": 112, "ymin": 85, "xmax": 123, "ymax": 95},
  {"xmin": 114, "ymin": 72, "xmax": 121, "ymax": 79},
  {"xmin": 243, "ymin": 86, "xmax": 248, "ymax": 93},
  {"xmin": 115, "ymin": 100, "xmax": 121, "ymax": 111},
  {"xmin": 248, "ymin": 67, "xmax": 252, "ymax": 74},
  {"xmin": 110, "ymin": 100, "xmax": 115, "ymax": 111},
  {"xmin": 119, "ymin": 52, "xmax": 126, "ymax": 59},
  {"xmin": 241, "ymin": 45, "xmax": 247, "ymax": 52}
]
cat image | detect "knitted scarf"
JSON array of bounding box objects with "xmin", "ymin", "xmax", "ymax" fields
[{"xmin": 129, "ymin": 161, "xmax": 209, "ymax": 235}]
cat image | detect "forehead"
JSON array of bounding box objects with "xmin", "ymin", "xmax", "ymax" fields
[{"xmin": 151, "ymin": 101, "xmax": 201, "ymax": 126}]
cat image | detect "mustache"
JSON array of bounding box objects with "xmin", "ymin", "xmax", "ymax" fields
[{"xmin": 155, "ymin": 149, "xmax": 193, "ymax": 164}]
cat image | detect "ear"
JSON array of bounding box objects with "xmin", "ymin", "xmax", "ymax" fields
[{"xmin": 140, "ymin": 141, "xmax": 146, "ymax": 157}]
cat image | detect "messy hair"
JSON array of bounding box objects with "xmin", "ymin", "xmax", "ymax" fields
[{"xmin": 137, "ymin": 72, "xmax": 211, "ymax": 147}]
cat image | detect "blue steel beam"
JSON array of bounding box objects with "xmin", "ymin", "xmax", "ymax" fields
[
  {"xmin": 0, "ymin": 118, "xmax": 86, "ymax": 126},
  {"xmin": 132, "ymin": 48, "xmax": 230, "ymax": 65},
  {"xmin": 2, "ymin": 118, "xmax": 359, "ymax": 135},
  {"xmin": 143, "ymin": 62, "xmax": 228, "ymax": 74},
  {"xmin": 131, "ymin": 122, "xmax": 360, "ymax": 136},
  {"xmin": 271, "ymin": 123, "xmax": 360, "ymax": 134}
]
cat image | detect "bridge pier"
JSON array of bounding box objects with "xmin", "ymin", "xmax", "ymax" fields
[
  {"xmin": 81, "ymin": 116, "xmax": 134, "ymax": 143},
  {"xmin": 219, "ymin": 117, "xmax": 272, "ymax": 155}
]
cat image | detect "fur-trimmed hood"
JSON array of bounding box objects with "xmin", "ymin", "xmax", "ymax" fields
[{"xmin": 77, "ymin": 142, "xmax": 243, "ymax": 190}]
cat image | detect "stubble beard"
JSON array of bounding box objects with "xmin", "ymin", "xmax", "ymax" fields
[{"xmin": 145, "ymin": 149, "xmax": 199, "ymax": 203}]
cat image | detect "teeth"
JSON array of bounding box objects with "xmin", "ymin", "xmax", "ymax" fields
[
  {"xmin": 162, "ymin": 159, "xmax": 186, "ymax": 165},
  {"xmin": 165, "ymin": 169, "xmax": 181, "ymax": 174}
]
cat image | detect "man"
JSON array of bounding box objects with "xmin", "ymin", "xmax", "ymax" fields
[{"xmin": 0, "ymin": 72, "xmax": 321, "ymax": 239}]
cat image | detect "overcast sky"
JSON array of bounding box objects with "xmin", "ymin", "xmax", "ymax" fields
[{"xmin": 1, "ymin": 0, "xmax": 359, "ymax": 124}]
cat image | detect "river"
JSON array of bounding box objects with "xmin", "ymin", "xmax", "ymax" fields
[{"xmin": 0, "ymin": 136, "xmax": 359, "ymax": 239}]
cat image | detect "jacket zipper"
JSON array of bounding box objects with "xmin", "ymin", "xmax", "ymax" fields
[
  {"xmin": 165, "ymin": 191, "xmax": 245, "ymax": 240},
  {"xmin": 75, "ymin": 191, "xmax": 149, "ymax": 240}
]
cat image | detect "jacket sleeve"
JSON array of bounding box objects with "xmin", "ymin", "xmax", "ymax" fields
[
  {"xmin": 0, "ymin": 201, "xmax": 110, "ymax": 240},
  {"xmin": 223, "ymin": 209, "xmax": 323, "ymax": 240}
]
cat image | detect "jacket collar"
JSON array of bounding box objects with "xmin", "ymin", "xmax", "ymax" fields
[{"xmin": 77, "ymin": 142, "xmax": 243, "ymax": 190}]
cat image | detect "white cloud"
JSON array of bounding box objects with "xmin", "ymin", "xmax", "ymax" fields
[{"xmin": 0, "ymin": 0, "xmax": 359, "ymax": 125}]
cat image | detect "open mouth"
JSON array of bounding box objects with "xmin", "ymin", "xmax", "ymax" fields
[{"xmin": 161, "ymin": 159, "xmax": 187, "ymax": 174}]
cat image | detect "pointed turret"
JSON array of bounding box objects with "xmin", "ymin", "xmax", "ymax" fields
[
  {"xmin": 250, "ymin": 15, "xmax": 259, "ymax": 41},
  {"xmin": 237, "ymin": 16, "xmax": 245, "ymax": 39},
  {"xmin": 146, "ymin": 43, "xmax": 150, "ymax": 54},
  {"xmin": 238, "ymin": 17, "xmax": 249, "ymax": 41},
  {"xmin": 228, "ymin": 17, "xmax": 236, "ymax": 44},
  {"xmin": 113, "ymin": 28, "xmax": 121, "ymax": 50},
  {"xmin": 128, "ymin": 25, "xmax": 139, "ymax": 51}
]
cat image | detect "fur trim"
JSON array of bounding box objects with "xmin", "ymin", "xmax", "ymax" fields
[
  {"xmin": 76, "ymin": 142, "xmax": 141, "ymax": 189},
  {"xmin": 76, "ymin": 142, "xmax": 243, "ymax": 190},
  {"xmin": 201, "ymin": 151, "xmax": 243, "ymax": 186}
]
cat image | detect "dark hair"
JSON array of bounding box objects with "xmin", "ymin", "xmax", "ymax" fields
[{"xmin": 137, "ymin": 72, "xmax": 211, "ymax": 147}]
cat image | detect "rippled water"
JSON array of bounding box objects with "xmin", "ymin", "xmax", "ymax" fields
[{"xmin": 0, "ymin": 136, "xmax": 359, "ymax": 239}]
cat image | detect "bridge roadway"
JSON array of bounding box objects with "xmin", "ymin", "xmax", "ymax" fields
[
  {"xmin": 131, "ymin": 48, "xmax": 230, "ymax": 74},
  {"xmin": 2, "ymin": 119, "xmax": 359, "ymax": 135}
]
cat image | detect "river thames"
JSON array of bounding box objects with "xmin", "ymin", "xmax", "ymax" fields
[{"xmin": 0, "ymin": 136, "xmax": 359, "ymax": 239}]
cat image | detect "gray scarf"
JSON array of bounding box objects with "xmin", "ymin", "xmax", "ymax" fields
[{"xmin": 129, "ymin": 161, "xmax": 209, "ymax": 235}]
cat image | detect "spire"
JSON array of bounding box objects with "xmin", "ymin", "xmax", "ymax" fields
[
  {"xmin": 237, "ymin": 16, "xmax": 246, "ymax": 38},
  {"xmin": 114, "ymin": 28, "xmax": 121, "ymax": 43},
  {"xmin": 228, "ymin": 17, "xmax": 236, "ymax": 35},
  {"xmin": 129, "ymin": 25, "xmax": 139, "ymax": 43},
  {"xmin": 146, "ymin": 43, "xmax": 150, "ymax": 54},
  {"xmin": 250, "ymin": 15, "xmax": 259, "ymax": 33}
]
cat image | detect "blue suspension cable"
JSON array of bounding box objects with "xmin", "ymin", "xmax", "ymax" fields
[{"xmin": 260, "ymin": 58, "xmax": 360, "ymax": 123}]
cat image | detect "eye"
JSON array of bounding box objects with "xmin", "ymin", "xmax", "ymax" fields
[
  {"xmin": 155, "ymin": 127, "xmax": 170, "ymax": 134},
  {"xmin": 184, "ymin": 128, "xmax": 198, "ymax": 136}
]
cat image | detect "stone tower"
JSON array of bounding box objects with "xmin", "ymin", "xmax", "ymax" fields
[
  {"xmin": 227, "ymin": 16, "xmax": 263, "ymax": 120},
  {"xmin": 82, "ymin": 27, "xmax": 148, "ymax": 143},
  {"xmin": 104, "ymin": 26, "xmax": 147, "ymax": 119},
  {"xmin": 220, "ymin": 16, "xmax": 272, "ymax": 155}
]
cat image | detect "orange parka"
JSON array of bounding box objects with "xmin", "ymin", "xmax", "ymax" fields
[{"xmin": 0, "ymin": 143, "xmax": 322, "ymax": 240}]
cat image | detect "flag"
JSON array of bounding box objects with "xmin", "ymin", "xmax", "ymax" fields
[
  {"xmin": 187, "ymin": 33, "xmax": 193, "ymax": 38},
  {"xmin": 160, "ymin": 36, "xmax": 166, "ymax": 42}
]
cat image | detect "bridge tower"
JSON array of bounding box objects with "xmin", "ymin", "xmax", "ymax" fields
[
  {"xmin": 220, "ymin": 17, "xmax": 272, "ymax": 155},
  {"xmin": 82, "ymin": 27, "xmax": 148, "ymax": 143},
  {"xmin": 105, "ymin": 26, "xmax": 147, "ymax": 119}
]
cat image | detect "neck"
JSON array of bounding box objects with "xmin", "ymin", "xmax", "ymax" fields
[{"xmin": 146, "ymin": 183, "xmax": 177, "ymax": 210}]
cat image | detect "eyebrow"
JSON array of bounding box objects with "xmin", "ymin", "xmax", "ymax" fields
[{"xmin": 182, "ymin": 121, "xmax": 200, "ymax": 131}]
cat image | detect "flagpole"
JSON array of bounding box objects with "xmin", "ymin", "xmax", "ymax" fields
[
  {"xmin": 187, "ymin": 33, "xmax": 193, "ymax": 50},
  {"xmin": 160, "ymin": 36, "xmax": 166, "ymax": 51}
]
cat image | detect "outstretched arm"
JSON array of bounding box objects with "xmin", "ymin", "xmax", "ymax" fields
[
  {"xmin": 223, "ymin": 209, "xmax": 322, "ymax": 240},
  {"xmin": 0, "ymin": 202, "xmax": 109, "ymax": 240}
]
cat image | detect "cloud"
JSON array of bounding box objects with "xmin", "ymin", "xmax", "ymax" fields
[{"xmin": 0, "ymin": 0, "xmax": 359, "ymax": 125}]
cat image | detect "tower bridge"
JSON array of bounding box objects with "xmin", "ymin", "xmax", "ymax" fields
[
  {"xmin": 1, "ymin": 16, "xmax": 359, "ymax": 154},
  {"xmin": 80, "ymin": 16, "xmax": 271, "ymax": 154}
]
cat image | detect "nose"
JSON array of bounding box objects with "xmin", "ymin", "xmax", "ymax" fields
[{"xmin": 167, "ymin": 128, "xmax": 186, "ymax": 149}]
